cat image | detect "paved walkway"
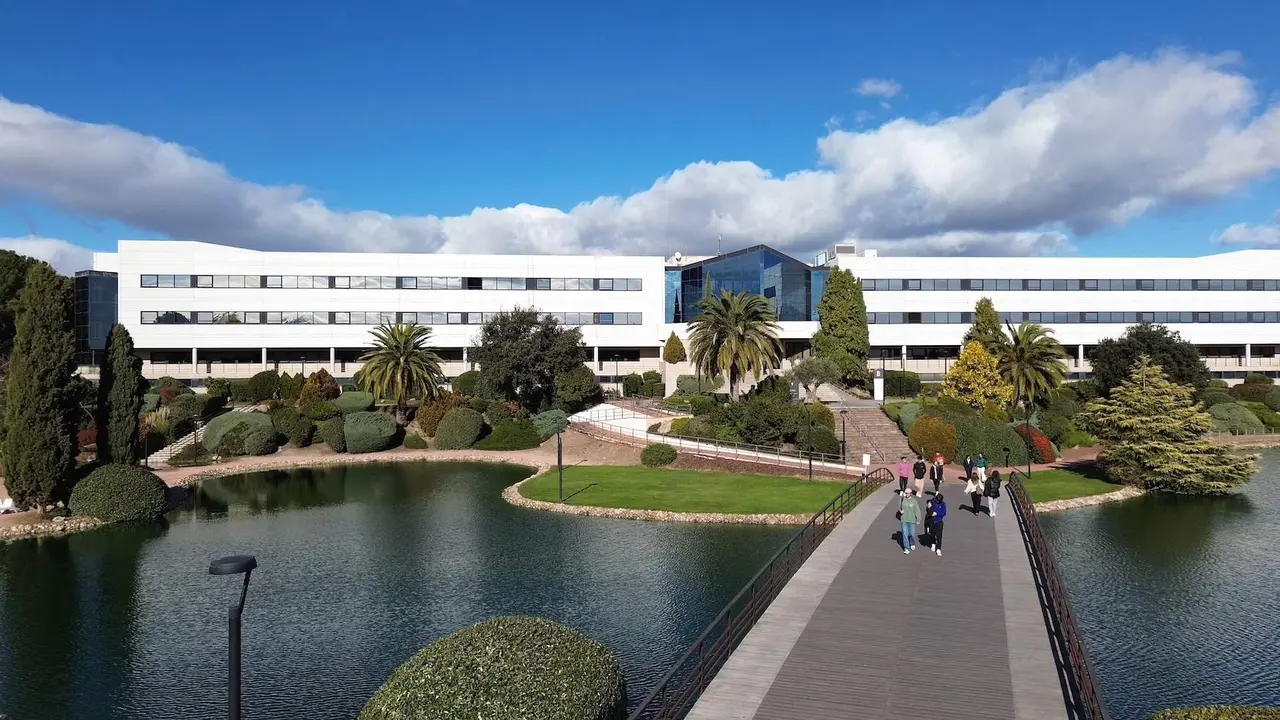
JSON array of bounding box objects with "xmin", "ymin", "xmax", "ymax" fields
[{"xmin": 688, "ymin": 482, "xmax": 1069, "ymax": 720}]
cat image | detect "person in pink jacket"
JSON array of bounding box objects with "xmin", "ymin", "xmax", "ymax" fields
[{"xmin": 896, "ymin": 456, "xmax": 910, "ymax": 495}]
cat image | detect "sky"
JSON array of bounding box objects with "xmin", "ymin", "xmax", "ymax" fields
[{"xmin": 2, "ymin": 0, "xmax": 1280, "ymax": 273}]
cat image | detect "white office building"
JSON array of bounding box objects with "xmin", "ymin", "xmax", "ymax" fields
[{"xmin": 74, "ymin": 239, "xmax": 1280, "ymax": 386}]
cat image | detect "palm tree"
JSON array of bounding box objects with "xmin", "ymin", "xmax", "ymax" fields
[
  {"xmin": 357, "ymin": 323, "xmax": 446, "ymax": 424},
  {"xmin": 687, "ymin": 290, "xmax": 783, "ymax": 401},
  {"xmin": 998, "ymin": 322, "xmax": 1068, "ymax": 467}
]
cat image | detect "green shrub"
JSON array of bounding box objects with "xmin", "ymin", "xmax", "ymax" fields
[
  {"xmin": 242, "ymin": 425, "xmax": 278, "ymax": 456},
  {"xmin": 882, "ymin": 402, "xmax": 905, "ymax": 423},
  {"xmin": 344, "ymin": 411, "xmax": 399, "ymax": 453},
  {"xmin": 486, "ymin": 399, "xmax": 517, "ymax": 425},
  {"xmin": 270, "ymin": 407, "xmax": 303, "ymax": 441},
  {"xmin": 622, "ymin": 373, "xmax": 643, "ymax": 396},
  {"xmin": 1147, "ymin": 708, "xmax": 1280, "ymax": 720},
  {"xmin": 954, "ymin": 416, "xmax": 1028, "ymax": 467},
  {"xmin": 141, "ymin": 393, "xmax": 160, "ymax": 413},
  {"xmin": 807, "ymin": 403, "xmax": 836, "ymax": 431},
  {"xmin": 936, "ymin": 395, "xmax": 974, "ymax": 416},
  {"xmin": 167, "ymin": 443, "xmax": 214, "ymax": 467},
  {"xmin": 334, "ymin": 391, "xmax": 376, "ymax": 414},
  {"xmin": 357, "ymin": 616, "xmax": 626, "ymax": 720},
  {"xmin": 668, "ymin": 417, "xmax": 692, "ymax": 436},
  {"xmin": 897, "ymin": 403, "xmax": 922, "ymax": 434},
  {"xmin": 884, "ymin": 370, "xmax": 921, "ymax": 397},
  {"xmin": 299, "ymin": 369, "xmax": 341, "ymax": 404},
  {"xmin": 1229, "ymin": 382, "xmax": 1273, "ymax": 403},
  {"xmin": 981, "ymin": 403, "xmax": 1010, "ymax": 422},
  {"xmin": 1063, "ymin": 380, "xmax": 1101, "ymax": 402},
  {"xmin": 452, "ymin": 370, "xmax": 481, "ymax": 397},
  {"xmin": 1202, "ymin": 391, "xmax": 1236, "ymax": 407},
  {"xmin": 468, "ymin": 396, "xmax": 490, "ymax": 413},
  {"xmin": 642, "ymin": 370, "xmax": 661, "ymax": 385},
  {"xmin": 1038, "ymin": 412, "xmax": 1073, "ymax": 446},
  {"xmin": 1266, "ymin": 388, "xmax": 1280, "ymax": 411},
  {"xmin": 403, "ymin": 434, "xmax": 429, "ymax": 450},
  {"xmin": 204, "ymin": 377, "xmax": 231, "ymax": 399},
  {"xmin": 642, "ymin": 380, "xmax": 664, "ymax": 397},
  {"xmin": 167, "ymin": 394, "xmax": 205, "ymax": 439},
  {"xmin": 69, "ymin": 464, "xmax": 167, "ymax": 522},
  {"xmin": 435, "ymin": 408, "xmax": 485, "ymax": 450},
  {"xmin": 797, "ymin": 425, "xmax": 841, "ymax": 456},
  {"xmin": 474, "ymin": 420, "xmax": 543, "ymax": 450},
  {"xmin": 300, "ymin": 398, "xmax": 340, "ymax": 421},
  {"xmin": 1243, "ymin": 373, "xmax": 1273, "ymax": 385},
  {"xmin": 689, "ymin": 395, "xmax": 718, "ymax": 416},
  {"xmin": 1207, "ymin": 378, "xmax": 1230, "ymax": 389},
  {"xmin": 641, "ymin": 443, "xmax": 677, "ymax": 467},
  {"xmin": 290, "ymin": 420, "xmax": 315, "ymax": 448},
  {"xmin": 1251, "ymin": 406, "xmax": 1280, "ymax": 429},
  {"xmin": 279, "ymin": 372, "xmax": 305, "ymax": 402},
  {"xmin": 229, "ymin": 380, "xmax": 252, "ymax": 403},
  {"xmin": 675, "ymin": 374, "xmax": 723, "ymax": 396},
  {"xmin": 202, "ymin": 412, "xmax": 274, "ymax": 453},
  {"xmin": 1060, "ymin": 428, "xmax": 1095, "ymax": 449},
  {"xmin": 321, "ymin": 416, "xmax": 346, "ymax": 453},
  {"xmin": 918, "ymin": 382, "xmax": 942, "ymax": 397},
  {"xmin": 1209, "ymin": 403, "xmax": 1265, "ymax": 435},
  {"xmin": 245, "ymin": 370, "xmax": 280, "ymax": 403},
  {"xmin": 415, "ymin": 392, "xmax": 468, "ymax": 437},
  {"xmin": 554, "ymin": 364, "xmax": 603, "ymax": 413},
  {"xmin": 908, "ymin": 416, "xmax": 957, "ymax": 460}
]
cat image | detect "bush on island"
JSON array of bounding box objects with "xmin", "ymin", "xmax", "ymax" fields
[
  {"xmin": 451, "ymin": 370, "xmax": 481, "ymax": 397},
  {"xmin": 415, "ymin": 392, "xmax": 468, "ymax": 437},
  {"xmin": 290, "ymin": 419, "xmax": 315, "ymax": 448},
  {"xmin": 640, "ymin": 443, "xmax": 677, "ymax": 467},
  {"xmin": 1147, "ymin": 708, "xmax": 1280, "ymax": 720},
  {"xmin": 168, "ymin": 443, "xmax": 214, "ymax": 467},
  {"xmin": 474, "ymin": 420, "xmax": 543, "ymax": 450},
  {"xmin": 321, "ymin": 416, "xmax": 346, "ymax": 453},
  {"xmin": 344, "ymin": 411, "xmax": 399, "ymax": 454},
  {"xmin": 203, "ymin": 412, "xmax": 275, "ymax": 454},
  {"xmin": 333, "ymin": 391, "xmax": 375, "ymax": 414},
  {"xmin": 242, "ymin": 425, "xmax": 279, "ymax": 456},
  {"xmin": 69, "ymin": 464, "xmax": 167, "ymax": 522},
  {"xmin": 1229, "ymin": 382, "xmax": 1274, "ymax": 403},
  {"xmin": 1266, "ymin": 388, "xmax": 1280, "ymax": 412},
  {"xmin": 1243, "ymin": 373, "xmax": 1274, "ymax": 386},
  {"xmin": 357, "ymin": 616, "xmax": 626, "ymax": 720},
  {"xmin": 485, "ymin": 399, "xmax": 517, "ymax": 425},
  {"xmin": 245, "ymin": 370, "xmax": 280, "ymax": 403},
  {"xmin": 403, "ymin": 433, "xmax": 429, "ymax": 450},
  {"xmin": 435, "ymin": 408, "xmax": 485, "ymax": 450}
]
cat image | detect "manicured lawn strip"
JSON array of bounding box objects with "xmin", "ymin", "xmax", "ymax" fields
[
  {"xmin": 1023, "ymin": 467, "xmax": 1122, "ymax": 503},
  {"xmin": 518, "ymin": 466, "xmax": 848, "ymax": 515}
]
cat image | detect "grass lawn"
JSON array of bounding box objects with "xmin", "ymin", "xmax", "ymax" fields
[
  {"xmin": 518, "ymin": 466, "xmax": 849, "ymax": 515},
  {"xmin": 1023, "ymin": 466, "xmax": 1123, "ymax": 503}
]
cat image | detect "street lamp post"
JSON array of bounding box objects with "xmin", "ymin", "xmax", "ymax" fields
[
  {"xmin": 209, "ymin": 555, "xmax": 258, "ymax": 720},
  {"xmin": 557, "ymin": 430, "xmax": 565, "ymax": 502},
  {"xmin": 839, "ymin": 410, "xmax": 848, "ymax": 463},
  {"xmin": 806, "ymin": 403, "xmax": 815, "ymax": 481}
]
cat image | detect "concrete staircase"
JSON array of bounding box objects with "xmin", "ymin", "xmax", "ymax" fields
[
  {"xmin": 146, "ymin": 406, "xmax": 256, "ymax": 467},
  {"xmin": 835, "ymin": 405, "xmax": 913, "ymax": 464}
]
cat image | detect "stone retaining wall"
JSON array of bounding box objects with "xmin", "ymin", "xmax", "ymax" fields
[
  {"xmin": 1, "ymin": 516, "xmax": 102, "ymax": 543},
  {"xmin": 1033, "ymin": 486, "xmax": 1144, "ymax": 512}
]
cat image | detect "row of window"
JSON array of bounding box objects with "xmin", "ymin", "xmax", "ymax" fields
[
  {"xmin": 140, "ymin": 274, "xmax": 645, "ymax": 291},
  {"xmin": 138, "ymin": 311, "xmax": 645, "ymax": 326},
  {"xmin": 867, "ymin": 311, "xmax": 1280, "ymax": 325},
  {"xmin": 863, "ymin": 278, "xmax": 1280, "ymax": 292}
]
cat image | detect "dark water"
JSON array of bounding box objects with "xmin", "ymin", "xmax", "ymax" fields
[
  {"xmin": 0, "ymin": 462, "xmax": 796, "ymax": 720},
  {"xmin": 1042, "ymin": 450, "xmax": 1280, "ymax": 720}
]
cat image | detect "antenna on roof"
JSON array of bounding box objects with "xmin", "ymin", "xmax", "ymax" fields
[{"xmin": 717, "ymin": 215, "xmax": 723, "ymax": 256}]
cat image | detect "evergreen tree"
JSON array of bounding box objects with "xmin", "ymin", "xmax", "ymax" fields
[
  {"xmin": 1078, "ymin": 355, "xmax": 1255, "ymax": 495},
  {"xmin": 662, "ymin": 332, "xmax": 687, "ymax": 364},
  {"xmin": 963, "ymin": 297, "xmax": 1008, "ymax": 352},
  {"xmin": 0, "ymin": 250, "xmax": 38, "ymax": 457},
  {"xmin": 811, "ymin": 268, "xmax": 869, "ymax": 387},
  {"xmin": 2, "ymin": 264, "xmax": 78, "ymax": 509},
  {"xmin": 941, "ymin": 341, "xmax": 1014, "ymax": 410},
  {"xmin": 97, "ymin": 325, "xmax": 144, "ymax": 464},
  {"xmin": 1090, "ymin": 323, "xmax": 1210, "ymax": 395}
]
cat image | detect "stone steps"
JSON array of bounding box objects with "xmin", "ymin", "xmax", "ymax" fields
[{"xmin": 837, "ymin": 406, "xmax": 912, "ymax": 464}]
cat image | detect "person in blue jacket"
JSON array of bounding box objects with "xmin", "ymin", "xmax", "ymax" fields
[{"xmin": 926, "ymin": 493, "xmax": 947, "ymax": 556}]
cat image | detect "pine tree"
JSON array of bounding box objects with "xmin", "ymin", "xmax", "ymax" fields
[
  {"xmin": 662, "ymin": 332, "xmax": 687, "ymax": 363},
  {"xmin": 97, "ymin": 324, "xmax": 144, "ymax": 464},
  {"xmin": 1, "ymin": 264, "xmax": 78, "ymax": 509},
  {"xmin": 964, "ymin": 297, "xmax": 1007, "ymax": 352},
  {"xmin": 941, "ymin": 341, "xmax": 1014, "ymax": 409},
  {"xmin": 811, "ymin": 269, "xmax": 870, "ymax": 387},
  {"xmin": 1078, "ymin": 355, "xmax": 1255, "ymax": 495}
]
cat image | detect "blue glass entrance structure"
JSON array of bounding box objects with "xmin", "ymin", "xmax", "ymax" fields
[{"xmin": 665, "ymin": 245, "xmax": 827, "ymax": 323}]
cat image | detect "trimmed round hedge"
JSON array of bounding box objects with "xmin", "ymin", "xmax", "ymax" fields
[
  {"xmin": 403, "ymin": 434, "xmax": 429, "ymax": 450},
  {"xmin": 451, "ymin": 369, "xmax": 481, "ymax": 397},
  {"xmin": 70, "ymin": 464, "xmax": 167, "ymax": 522},
  {"xmin": 333, "ymin": 391, "xmax": 375, "ymax": 414},
  {"xmin": 908, "ymin": 415, "xmax": 957, "ymax": 461},
  {"xmin": 203, "ymin": 412, "xmax": 275, "ymax": 454},
  {"xmin": 321, "ymin": 416, "xmax": 346, "ymax": 453},
  {"xmin": 1209, "ymin": 402, "xmax": 1265, "ymax": 435},
  {"xmin": 798, "ymin": 425, "xmax": 841, "ymax": 456},
  {"xmin": 358, "ymin": 616, "xmax": 626, "ymax": 720},
  {"xmin": 435, "ymin": 408, "xmax": 485, "ymax": 450},
  {"xmin": 474, "ymin": 420, "xmax": 543, "ymax": 450},
  {"xmin": 641, "ymin": 443, "xmax": 677, "ymax": 467},
  {"xmin": 345, "ymin": 411, "xmax": 399, "ymax": 454}
]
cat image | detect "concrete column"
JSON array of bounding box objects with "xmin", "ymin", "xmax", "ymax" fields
[
  {"xmin": 900, "ymin": 345, "xmax": 907, "ymax": 371},
  {"xmin": 261, "ymin": 347, "xmax": 267, "ymax": 371},
  {"xmin": 1077, "ymin": 344, "xmax": 1084, "ymax": 369},
  {"xmin": 1245, "ymin": 343, "xmax": 1252, "ymax": 368},
  {"xmin": 191, "ymin": 347, "xmax": 198, "ymax": 370},
  {"xmin": 462, "ymin": 347, "xmax": 469, "ymax": 370},
  {"xmin": 329, "ymin": 347, "xmax": 336, "ymax": 372},
  {"xmin": 593, "ymin": 345, "xmax": 600, "ymax": 370}
]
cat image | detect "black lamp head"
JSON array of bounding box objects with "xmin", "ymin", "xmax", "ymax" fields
[{"xmin": 209, "ymin": 555, "xmax": 258, "ymax": 576}]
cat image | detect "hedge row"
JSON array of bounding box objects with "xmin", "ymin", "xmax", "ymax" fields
[{"xmin": 474, "ymin": 420, "xmax": 543, "ymax": 450}]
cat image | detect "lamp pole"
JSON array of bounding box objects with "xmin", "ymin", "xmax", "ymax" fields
[
  {"xmin": 557, "ymin": 431, "xmax": 565, "ymax": 502},
  {"xmin": 840, "ymin": 410, "xmax": 848, "ymax": 463},
  {"xmin": 807, "ymin": 403, "xmax": 814, "ymax": 481},
  {"xmin": 209, "ymin": 555, "xmax": 258, "ymax": 720},
  {"xmin": 1026, "ymin": 398, "xmax": 1033, "ymax": 479}
]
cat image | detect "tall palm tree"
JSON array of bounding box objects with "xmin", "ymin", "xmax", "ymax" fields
[
  {"xmin": 688, "ymin": 290, "xmax": 783, "ymax": 401},
  {"xmin": 998, "ymin": 322, "xmax": 1068, "ymax": 455},
  {"xmin": 357, "ymin": 323, "xmax": 446, "ymax": 424}
]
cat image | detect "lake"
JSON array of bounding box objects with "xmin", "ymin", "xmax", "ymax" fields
[
  {"xmin": 0, "ymin": 462, "xmax": 797, "ymax": 719},
  {"xmin": 1042, "ymin": 450, "xmax": 1280, "ymax": 720}
]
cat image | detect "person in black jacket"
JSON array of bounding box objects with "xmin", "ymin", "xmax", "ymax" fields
[
  {"xmin": 984, "ymin": 470, "xmax": 1002, "ymax": 517},
  {"xmin": 928, "ymin": 456, "xmax": 944, "ymax": 495},
  {"xmin": 912, "ymin": 455, "xmax": 927, "ymax": 494}
]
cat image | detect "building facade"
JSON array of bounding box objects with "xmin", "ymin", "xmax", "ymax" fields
[{"xmin": 74, "ymin": 239, "xmax": 1280, "ymax": 385}]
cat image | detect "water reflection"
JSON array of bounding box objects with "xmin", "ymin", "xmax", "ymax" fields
[{"xmin": 0, "ymin": 462, "xmax": 793, "ymax": 719}]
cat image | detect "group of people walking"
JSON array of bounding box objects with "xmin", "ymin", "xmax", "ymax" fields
[{"xmin": 894, "ymin": 453, "xmax": 1003, "ymax": 556}]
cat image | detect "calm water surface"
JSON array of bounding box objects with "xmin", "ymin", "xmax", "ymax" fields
[
  {"xmin": 1043, "ymin": 450, "xmax": 1280, "ymax": 720},
  {"xmin": 0, "ymin": 462, "xmax": 796, "ymax": 719}
]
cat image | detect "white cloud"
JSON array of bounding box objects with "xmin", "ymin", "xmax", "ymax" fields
[
  {"xmin": 856, "ymin": 78, "xmax": 903, "ymax": 99},
  {"xmin": 1215, "ymin": 212, "xmax": 1280, "ymax": 247},
  {"xmin": 0, "ymin": 49, "xmax": 1278, "ymax": 264},
  {"xmin": 0, "ymin": 235, "xmax": 93, "ymax": 274}
]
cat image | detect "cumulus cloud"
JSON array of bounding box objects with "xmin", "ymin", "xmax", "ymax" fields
[
  {"xmin": 1215, "ymin": 212, "xmax": 1280, "ymax": 247},
  {"xmin": 0, "ymin": 49, "xmax": 1278, "ymax": 263},
  {"xmin": 0, "ymin": 235, "xmax": 93, "ymax": 274},
  {"xmin": 856, "ymin": 78, "xmax": 903, "ymax": 99}
]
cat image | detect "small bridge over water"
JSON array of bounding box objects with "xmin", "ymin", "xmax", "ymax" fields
[{"xmin": 627, "ymin": 470, "xmax": 1110, "ymax": 720}]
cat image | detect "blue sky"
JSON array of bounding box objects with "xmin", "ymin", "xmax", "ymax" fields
[{"xmin": 2, "ymin": 0, "xmax": 1280, "ymax": 271}]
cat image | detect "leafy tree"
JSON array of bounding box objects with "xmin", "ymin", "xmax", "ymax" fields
[
  {"xmin": 662, "ymin": 332, "xmax": 687, "ymax": 364},
  {"xmin": 553, "ymin": 365, "xmax": 603, "ymax": 414},
  {"xmin": 1090, "ymin": 323, "xmax": 1210, "ymax": 395},
  {"xmin": 96, "ymin": 325, "xmax": 144, "ymax": 464},
  {"xmin": 688, "ymin": 290, "xmax": 783, "ymax": 401},
  {"xmin": 941, "ymin": 341, "xmax": 1014, "ymax": 410},
  {"xmin": 789, "ymin": 356, "xmax": 840, "ymax": 402},
  {"xmin": 2, "ymin": 264, "xmax": 78, "ymax": 508},
  {"xmin": 469, "ymin": 308, "xmax": 585, "ymax": 411},
  {"xmin": 532, "ymin": 409, "xmax": 570, "ymax": 439},
  {"xmin": 357, "ymin": 323, "xmax": 445, "ymax": 424},
  {"xmin": 811, "ymin": 268, "xmax": 869, "ymax": 386},
  {"xmin": 997, "ymin": 322, "xmax": 1068, "ymax": 425},
  {"xmin": 1078, "ymin": 355, "xmax": 1255, "ymax": 494},
  {"xmin": 963, "ymin": 298, "xmax": 1008, "ymax": 352}
]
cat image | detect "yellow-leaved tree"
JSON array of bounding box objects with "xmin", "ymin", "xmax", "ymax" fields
[{"xmin": 941, "ymin": 341, "xmax": 1013, "ymax": 410}]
